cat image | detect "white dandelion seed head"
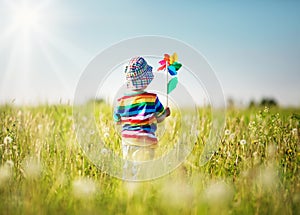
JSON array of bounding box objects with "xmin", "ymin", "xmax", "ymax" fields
[
  {"xmin": 73, "ymin": 178, "xmax": 96, "ymax": 198},
  {"xmin": 101, "ymin": 148, "xmax": 108, "ymax": 155},
  {"xmin": 292, "ymin": 128, "xmax": 298, "ymax": 135},
  {"xmin": 224, "ymin": 130, "xmax": 230, "ymax": 135},
  {"xmin": 229, "ymin": 133, "xmax": 235, "ymax": 139},
  {"xmin": 204, "ymin": 181, "xmax": 233, "ymax": 205},
  {"xmin": 82, "ymin": 116, "xmax": 87, "ymax": 122},
  {"xmin": 3, "ymin": 136, "xmax": 13, "ymax": 145},
  {"xmin": 0, "ymin": 164, "xmax": 12, "ymax": 186},
  {"xmin": 264, "ymin": 106, "xmax": 269, "ymax": 113},
  {"xmin": 253, "ymin": 151, "xmax": 258, "ymax": 158},
  {"xmin": 267, "ymin": 145, "xmax": 276, "ymax": 157},
  {"xmin": 240, "ymin": 139, "xmax": 247, "ymax": 145},
  {"xmin": 103, "ymin": 127, "xmax": 109, "ymax": 133},
  {"xmin": 124, "ymin": 181, "xmax": 140, "ymax": 197},
  {"xmin": 103, "ymin": 132, "xmax": 109, "ymax": 138},
  {"xmin": 22, "ymin": 158, "xmax": 42, "ymax": 179},
  {"xmin": 227, "ymin": 151, "xmax": 231, "ymax": 157},
  {"xmin": 37, "ymin": 124, "xmax": 43, "ymax": 130},
  {"xmin": 160, "ymin": 181, "xmax": 194, "ymax": 207},
  {"xmin": 256, "ymin": 167, "xmax": 278, "ymax": 190},
  {"xmin": 5, "ymin": 160, "xmax": 14, "ymax": 168}
]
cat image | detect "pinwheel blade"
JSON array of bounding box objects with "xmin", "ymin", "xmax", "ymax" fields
[
  {"xmin": 159, "ymin": 59, "xmax": 166, "ymax": 65},
  {"xmin": 167, "ymin": 77, "xmax": 178, "ymax": 94},
  {"xmin": 168, "ymin": 65, "xmax": 177, "ymax": 75},
  {"xmin": 172, "ymin": 62, "xmax": 182, "ymax": 71},
  {"xmin": 157, "ymin": 64, "xmax": 166, "ymax": 71}
]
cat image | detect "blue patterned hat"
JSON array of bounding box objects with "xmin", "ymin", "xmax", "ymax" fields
[{"xmin": 125, "ymin": 57, "xmax": 154, "ymax": 90}]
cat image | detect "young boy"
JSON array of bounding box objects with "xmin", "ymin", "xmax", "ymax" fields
[{"xmin": 113, "ymin": 56, "xmax": 170, "ymax": 179}]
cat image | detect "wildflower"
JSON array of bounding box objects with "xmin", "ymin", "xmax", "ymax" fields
[
  {"xmin": 240, "ymin": 139, "xmax": 247, "ymax": 145},
  {"xmin": 101, "ymin": 148, "xmax": 108, "ymax": 155},
  {"xmin": 256, "ymin": 166, "xmax": 278, "ymax": 190},
  {"xmin": 38, "ymin": 124, "xmax": 43, "ymax": 130},
  {"xmin": 264, "ymin": 106, "xmax": 269, "ymax": 113},
  {"xmin": 253, "ymin": 151, "xmax": 258, "ymax": 158},
  {"xmin": 0, "ymin": 164, "xmax": 12, "ymax": 186},
  {"xmin": 229, "ymin": 133, "xmax": 235, "ymax": 139},
  {"xmin": 22, "ymin": 158, "xmax": 42, "ymax": 179},
  {"xmin": 6, "ymin": 160, "xmax": 14, "ymax": 168},
  {"xmin": 124, "ymin": 182, "xmax": 140, "ymax": 196},
  {"xmin": 73, "ymin": 178, "xmax": 96, "ymax": 198},
  {"xmin": 160, "ymin": 180, "xmax": 194, "ymax": 207},
  {"xmin": 3, "ymin": 136, "xmax": 13, "ymax": 145},
  {"xmin": 82, "ymin": 116, "xmax": 87, "ymax": 122},
  {"xmin": 204, "ymin": 181, "xmax": 233, "ymax": 205},
  {"xmin": 103, "ymin": 132, "xmax": 109, "ymax": 138},
  {"xmin": 227, "ymin": 151, "xmax": 231, "ymax": 157},
  {"xmin": 292, "ymin": 128, "xmax": 298, "ymax": 135},
  {"xmin": 17, "ymin": 110, "xmax": 22, "ymax": 116},
  {"xmin": 224, "ymin": 129, "xmax": 230, "ymax": 135}
]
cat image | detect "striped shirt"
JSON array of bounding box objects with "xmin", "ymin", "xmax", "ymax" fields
[{"xmin": 113, "ymin": 91, "xmax": 165, "ymax": 146}]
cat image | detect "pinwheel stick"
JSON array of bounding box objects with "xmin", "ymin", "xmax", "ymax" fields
[{"xmin": 166, "ymin": 61, "xmax": 169, "ymax": 107}]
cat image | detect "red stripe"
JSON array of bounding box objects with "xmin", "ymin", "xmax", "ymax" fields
[
  {"xmin": 121, "ymin": 115, "xmax": 156, "ymax": 124},
  {"xmin": 118, "ymin": 92, "xmax": 156, "ymax": 101}
]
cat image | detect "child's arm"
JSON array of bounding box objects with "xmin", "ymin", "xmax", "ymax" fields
[
  {"xmin": 113, "ymin": 105, "xmax": 122, "ymax": 125},
  {"xmin": 156, "ymin": 107, "xmax": 170, "ymax": 123}
]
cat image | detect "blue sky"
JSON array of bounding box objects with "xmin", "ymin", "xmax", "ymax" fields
[{"xmin": 0, "ymin": 0, "xmax": 299, "ymax": 106}]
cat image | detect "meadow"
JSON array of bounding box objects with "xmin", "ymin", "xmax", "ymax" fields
[{"xmin": 0, "ymin": 103, "xmax": 299, "ymax": 215}]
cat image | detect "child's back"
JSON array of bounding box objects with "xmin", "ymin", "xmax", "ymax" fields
[
  {"xmin": 114, "ymin": 91, "xmax": 166, "ymax": 146},
  {"xmin": 113, "ymin": 56, "xmax": 170, "ymax": 179}
]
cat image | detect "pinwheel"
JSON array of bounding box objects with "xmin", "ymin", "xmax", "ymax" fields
[{"xmin": 157, "ymin": 52, "xmax": 182, "ymax": 106}]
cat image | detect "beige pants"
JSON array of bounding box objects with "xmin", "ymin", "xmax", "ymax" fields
[{"xmin": 122, "ymin": 142, "xmax": 155, "ymax": 180}]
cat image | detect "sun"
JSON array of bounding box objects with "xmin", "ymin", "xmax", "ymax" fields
[
  {"xmin": 14, "ymin": 7, "xmax": 39, "ymax": 29},
  {"xmin": 11, "ymin": 4, "xmax": 43, "ymax": 32}
]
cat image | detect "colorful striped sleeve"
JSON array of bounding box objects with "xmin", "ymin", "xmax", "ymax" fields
[
  {"xmin": 154, "ymin": 96, "xmax": 165, "ymax": 118},
  {"xmin": 113, "ymin": 101, "xmax": 121, "ymax": 122}
]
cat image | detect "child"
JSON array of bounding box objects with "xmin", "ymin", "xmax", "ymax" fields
[{"xmin": 113, "ymin": 56, "xmax": 170, "ymax": 179}]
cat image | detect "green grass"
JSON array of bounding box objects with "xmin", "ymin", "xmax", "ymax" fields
[{"xmin": 0, "ymin": 104, "xmax": 299, "ymax": 214}]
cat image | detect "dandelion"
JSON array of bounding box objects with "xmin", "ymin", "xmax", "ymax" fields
[
  {"xmin": 264, "ymin": 106, "xmax": 269, "ymax": 113},
  {"xmin": 73, "ymin": 178, "xmax": 96, "ymax": 198},
  {"xmin": 6, "ymin": 160, "xmax": 14, "ymax": 168},
  {"xmin": 292, "ymin": 128, "xmax": 298, "ymax": 135},
  {"xmin": 101, "ymin": 148, "xmax": 108, "ymax": 155},
  {"xmin": 0, "ymin": 164, "xmax": 12, "ymax": 186},
  {"xmin": 204, "ymin": 181, "xmax": 233, "ymax": 205},
  {"xmin": 3, "ymin": 136, "xmax": 13, "ymax": 145},
  {"xmin": 103, "ymin": 132, "xmax": 109, "ymax": 138},
  {"xmin": 256, "ymin": 166, "xmax": 278, "ymax": 190},
  {"xmin": 253, "ymin": 151, "xmax": 258, "ymax": 158},
  {"xmin": 37, "ymin": 124, "xmax": 43, "ymax": 130},
  {"xmin": 160, "ymin": 181, "xmax": 194, "ymax": 207},
  {"xmin": 240, "ymin": 139, "xmax": 247, "ymax": 145},
  {"xmin": 224, "ymin": 129, "xmax": 230, "ymax": 135},
  {"xmin": 124, "ymin": 182, "xmax": 140, "ymax": 198},
  {"xmin": 227, "ymin": 151, "xmax": 231, "ymax": 157},
  {"xmin": 229, "ymin": 133, "xmax": 235, "ymax": 139},
  {"xmin": 82, "ymin": 116, "xmax": 87, "ymax": 122},
  {"xmin": 22, "ymin": 158, "xmax": 42, "ymax": 179}
]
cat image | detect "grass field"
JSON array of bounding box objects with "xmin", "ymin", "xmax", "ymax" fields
[{"xmin": 0, "ymin": 103, "xmax": 299, "ymax": 215}]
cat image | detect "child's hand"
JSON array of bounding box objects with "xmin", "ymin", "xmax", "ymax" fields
[{"xmin": 165, "ymin": 107, "xmax": 171, "ymax": 117}]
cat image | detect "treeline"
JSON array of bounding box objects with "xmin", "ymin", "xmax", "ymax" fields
[{"xmin": 227, "ymin": 97, "xmax": 278, "ymax": 108}]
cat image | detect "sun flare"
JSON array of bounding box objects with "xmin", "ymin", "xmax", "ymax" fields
[
  {"xmin": 11, "ymin": 4, "xmax": 44, "ymax": 32},
  {"xmin": 13, "ymin": 7, "xmax": 39, "ymax": 29}
]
